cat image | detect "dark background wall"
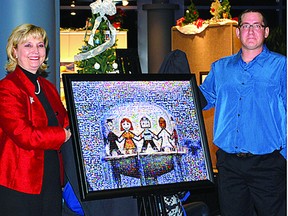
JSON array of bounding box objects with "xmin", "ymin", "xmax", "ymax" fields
[
  {"xmin": 60, "ymin": 0, "xmax": 287, "ymax": 50},
  {"xmin": 60, "ymin": 0, "xmax": 286, "ymax": 73}
]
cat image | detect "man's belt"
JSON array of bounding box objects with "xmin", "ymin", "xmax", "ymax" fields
[{"xmin": 235, "ymin": 152, "xmax": 254, "ymax": 158}]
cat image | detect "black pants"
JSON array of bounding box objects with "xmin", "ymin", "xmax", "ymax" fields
[
  {"xmin": 216, "ymin": 149, "xmax": 286, "ymax": 216},
  {"xmin": 141, "ymin": 140, "xmax": 158, "ymax": 151},
  {"xmin": 0, "ymin": 150, "xmax": 62, "ymax": 216}
]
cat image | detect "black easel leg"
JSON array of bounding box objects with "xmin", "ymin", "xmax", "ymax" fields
[{"xmin": 138, "ymin": 195, "xmax": 167, "ymax": 216}]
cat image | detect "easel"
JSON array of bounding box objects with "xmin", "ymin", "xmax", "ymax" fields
[{"xmin": 137, "ymin": 194, "xmax": 167, "ymax": 216}]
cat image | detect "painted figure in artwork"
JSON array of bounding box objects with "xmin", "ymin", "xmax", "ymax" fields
[
  {"xmin": 157, "ymin": 117, "xmax": 175, "ymax": 152},
  {"xmin": 118, "ymin": 117, "xmax": 139, "ymax": 154},
  {"xmin": 139, "ymin": 116, "xmax": 159, "ymax": 153},
  {"xmin": 170, "ymin": 117, "xmax": 179, "ymax": 150},
  {"xmin": 105, "ymin": 119, "xmax": 122, "ymax": 156}
]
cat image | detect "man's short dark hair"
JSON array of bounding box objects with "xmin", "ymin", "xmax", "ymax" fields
[{"xmin": 238, "ymin": 9, "xmax": 268, "ymax": 27}]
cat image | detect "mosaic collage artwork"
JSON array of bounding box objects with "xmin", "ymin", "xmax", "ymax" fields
[{"xmin": 64, "ymin": 74, "xmax": 213, "ymax": 199}]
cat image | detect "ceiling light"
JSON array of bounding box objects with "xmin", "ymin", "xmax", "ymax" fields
[
  {"xmin": 71, "ymin": 11, "xmax": 76, "ymax": 16},
  {"xmin": 71, "ymin": 1, "xmax": 75, "ymax": 7},
  {"xmin": 122, "ymin": 0, "xmax": 128, "ymax": 6}
]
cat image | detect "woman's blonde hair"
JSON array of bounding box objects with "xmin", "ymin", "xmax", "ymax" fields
[{"xmin": 5, "ymin": 23, "xmax": 49, "ymax": 73}]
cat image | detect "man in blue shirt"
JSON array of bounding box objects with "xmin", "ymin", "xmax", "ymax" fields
[{"xmin": 200, "ymin": 9, "xmax": 286, "ymax": 216}]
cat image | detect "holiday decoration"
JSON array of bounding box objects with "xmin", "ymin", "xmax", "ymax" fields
[
  {"xmin": 219, "ymin": 0, "xmax": 232, "ymax": 19},
  {"xmin": 74, "ymin": 0, "xmax": 118, "ymax": 74},
  {"xmin": 182, "ymin": 0, "xmax": 199, "ymax": 25},
  {"xmin": 175, "ymin": 0, "xmax": 236, "ymax": 35},
  {"xmin": 176, "ymin": 0, "xmax": 205, "ymax": 29},
  {"xmin": 108, "ymin": 8, "xmax": 126, "ymax": 29},
  {"xmin": 210, "ymin": 0, "xmax": 231, "ymax": 20},
  {"xmin": 210, "ymin": 0, "xmax": 221, "ymax": 19}
]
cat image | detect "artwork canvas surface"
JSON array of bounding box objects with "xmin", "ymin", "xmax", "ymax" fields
[{"xmin": 63, "ymin": 73, "xmax": 214, "ymax": 200}]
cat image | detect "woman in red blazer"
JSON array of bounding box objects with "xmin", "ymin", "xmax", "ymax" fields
[{"xmin": 0, "ymin": 24, "xmax": 71, "ymax": 216}]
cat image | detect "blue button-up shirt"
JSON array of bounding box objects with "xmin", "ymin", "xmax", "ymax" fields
[{"xmin": 200, "ymin": 45, "xmax": 287, "ymax": 159}]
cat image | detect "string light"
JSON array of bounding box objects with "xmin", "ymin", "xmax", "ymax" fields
[{"xmin": 71, "ymin": 1, "xmax": 76, "ymax": 15}]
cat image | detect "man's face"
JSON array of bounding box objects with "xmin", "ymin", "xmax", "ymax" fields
[
  {"xmin": 107, "ymin": 121, "xmax": 113, "ymax": 131},
  {"xmin": 236, "ymin": 12, "xmax": 269, "ymax": 51}
]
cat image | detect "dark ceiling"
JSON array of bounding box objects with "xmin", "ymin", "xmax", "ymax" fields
[
  {"xmin": 60, "ymin": 0, "xmax": 285, "ymax": 6},
  {"xmin": 60, "ymin": 0, "xmax": 137, "ymax": 7}
]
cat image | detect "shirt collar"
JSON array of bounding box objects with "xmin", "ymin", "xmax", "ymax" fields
[{"xmin": 236, "ymin": 45, "xmax": 270, "ymax": 68}]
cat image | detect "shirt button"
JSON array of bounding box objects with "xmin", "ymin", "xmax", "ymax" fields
[{"xmin": 238, "ymin": 114, "xmax": 240, "ymax": 117}]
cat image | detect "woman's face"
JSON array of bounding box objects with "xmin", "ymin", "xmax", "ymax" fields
[
  {"xmin": 13, "ymin": 36, "xmax": 46, "ymax": 73},
  {"xmin": 122, "ymin": 120, "xmax": 131, "ymax": 131}
]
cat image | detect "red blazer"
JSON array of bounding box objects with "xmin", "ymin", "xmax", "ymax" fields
[{"xmin": 0, "ymin": 67, "xmax": 69, "ymax": 194}]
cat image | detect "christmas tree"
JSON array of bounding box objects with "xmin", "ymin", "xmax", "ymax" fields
[
  {"xmin": 183, "ymin": 0, "xmax": 199, "ymax": 24},
  {"xmin": 219, "ymin": 0, "xmax": 231, "ymax": 19},
  {"xmin": 74, "ymin": 0, "xmax": 118, "ymax": 74}
]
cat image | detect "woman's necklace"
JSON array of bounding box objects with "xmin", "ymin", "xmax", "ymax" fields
[{"xmin": 35, "ymin": 80, "xmax": 41, "ymax": 95}]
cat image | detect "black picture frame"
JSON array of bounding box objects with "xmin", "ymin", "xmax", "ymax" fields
[
  {"xmin": 63, "ymin": 73, "xmax": 214, "ymax": 201},
  {"xmin": 200, "ymin": 71, "xmax": 209, "ymax": 84}
]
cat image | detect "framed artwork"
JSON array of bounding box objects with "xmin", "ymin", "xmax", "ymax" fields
[
  {"xmin": 200, "ymin": 71, "xmax": 209, "ymax": 84},
  {"xmin": 62, "ymin": 73, "xmax": 214, "ymax": 200}
]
